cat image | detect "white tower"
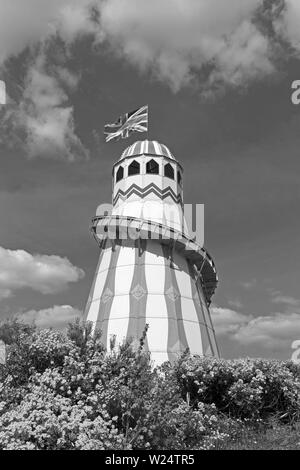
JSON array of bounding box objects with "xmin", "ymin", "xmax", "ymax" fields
[{"xmin": 84, "ymin": 140, "xmax": 219, "ymax": 364}]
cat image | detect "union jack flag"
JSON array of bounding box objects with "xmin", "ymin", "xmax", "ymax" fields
[{"xmin": 104, "ymin": 105, "xmax": 148, "ymax": 142}]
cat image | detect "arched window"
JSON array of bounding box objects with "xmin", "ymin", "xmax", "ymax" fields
[
  {"xmin": 116, "ymin": 166, "xmax": 124, "ymax": 182},
  {"xmin": 146, "ymin": 159, "xmax": 159, "ymax": 175},
  {"xmin": 164, "ymin": 163, "xmax": 174, "ymax": 179},
  {"xmin": 177, "ymin": 170, "xmax": 182, "ymax": 186},
  {"xmin": 128, "ymin": 160, "xmax": 140, "ymax": 176}
]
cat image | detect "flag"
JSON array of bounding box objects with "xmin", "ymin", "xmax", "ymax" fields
[
  {"xmin": 104, "ymin": 105, "xmax": 148, "ymax": 142},
  {"xmin": 0, "ymin": 80, "xmax": 6, "ymax": 104}
]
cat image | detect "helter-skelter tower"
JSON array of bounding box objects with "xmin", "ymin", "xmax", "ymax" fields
[{"xmin": 84, "ymin": 140, "xmax": 219, "ymax": 364}]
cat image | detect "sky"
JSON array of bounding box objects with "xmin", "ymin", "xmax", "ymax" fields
[{"xmin": 0, "ymin": 0, "xmax": 300, "ymax": 360}]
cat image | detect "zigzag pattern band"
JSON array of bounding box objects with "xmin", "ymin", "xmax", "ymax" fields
[{"xmin": 113, "ymin": 183, "xmax": 183, "ymax": 206}]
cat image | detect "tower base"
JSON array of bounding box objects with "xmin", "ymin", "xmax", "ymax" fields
[{"xmin": 84, "ymin": 238, "xmax": 219, "ymax": 364}]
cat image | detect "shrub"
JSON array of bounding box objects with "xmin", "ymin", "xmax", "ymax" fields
[
  {"xmin": 175, "ymin": 356, "xmax": 300, "ymax": 422},
  {"xmin": 0, "ymin": 319, "xmax": 299, "ymax": 450}
]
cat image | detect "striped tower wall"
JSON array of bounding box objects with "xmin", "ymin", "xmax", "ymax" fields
[
  {"xmin": 85, "ymin": 140, "xmax": 219, "ymax": 364},
  {"xmin": 84, "ymin": 239, "xmax": 218, "ymax": 364}
]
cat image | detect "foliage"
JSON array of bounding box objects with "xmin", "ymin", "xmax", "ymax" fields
[
  {"xmin": 0, "ymin": 319, "xmax": 299, "ymax": 450},
  {"xmin": 175, "ymin": 356, "xmax": 300, "ymax": 421}
]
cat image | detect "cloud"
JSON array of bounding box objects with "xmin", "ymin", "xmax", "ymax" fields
[
  {"xmin": 1, "ymin": 1, "xmax": 300, "ymax": 99},
  {"xmin": 1, "ymin": 0, "xmax": 300, "ymax": 154},
  {"xmin": 19, "ymin": 304, "xmax": 82, "ymax": 329},
  {"xmin": 233, "ymin": 312, "xmax": 300, "ymax": 350},
  {"xmin": 0, "ymin": 0, "xmax": 97, "ymax": 65},
  {"xmin": 55, "ymin": 1, "xmax": 99, "ymax": 44},
  {"xmin": 240, "ymin": 278, "xmax": 257, "ymax": 289},
  {"xmin": 98, "ymin": 0, "xmax": 276, "ymax": 92},
  {"xmin": 0, "ymin": 246, "xmax": 84, "ymax": 300},
  {"xmin": 0, "ymin": 1, "xmax": 95, "ymax": 159},
  {"xmin": 13, "ymin": 53, "xmax": 89, "ymax": 160},
  {"xmin": 275, "ymin": 0, "xmax": 300, "ymax": 53},
  {"xmin": 271, "ymin": 295, "xmax": 300, "ymax": 307},
  {"xmin": 268, "ymin": 289, "xmax": 300, "ymax": 309},
  {"xmin": 212, "ymin": 299, "xmax": 300, "ymax": 352},
  {"xmin": 0, "ymin": 0, "xmax": 281, "ymax": 96},
  {"xmin": 97, "ymin": 0, "xmax": 300, "ymax": 92},
  {"xmin": 228, "ymin": 299, "xmax": 244, "ymax": 309},
  {"xmin": 211, "ymin": 306, "xmax": 252, "ymax": 335}
]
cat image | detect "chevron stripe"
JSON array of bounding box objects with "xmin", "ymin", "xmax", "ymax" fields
[{"xmin": 113, "ymin": 183, "xmax": 183, "ymax": 206}]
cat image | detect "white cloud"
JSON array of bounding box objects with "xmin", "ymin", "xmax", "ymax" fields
[
  {"xmin": 268, "ymin": 289, "xmax": 300, "ymax": 309},
  {"xmin": 207, "ymin": 20, "xmax": 274, "ymax": 90},
  {"xmin": 233, "ymin": 312, "xmax": 300, "ymax": 350},
  {"xmin": 11, "ymin": 52, "xmax": 89, "ymax": 160},
  {"xmin": 271, "ymin": 295, "xmax": 300, "ymax": 307},
  {"xmin": 228, "ymin": 299, "xmax": 244, "ymax": 309},
  {"xmin": 275, "ymin": 0, "xmax": 300, "ymax": 53},
  {"xmin": 1, "ymin": 0, "xmax": 300, "ymax": 151},
  {"xmin": 0, "ymin": 1, "xmax": 300, "ymax": 99},
  {"xmin": 55, "ymin": 1, "xmax": 99, "ymax": 44},
  {"xmin": 0, "ymin": 246, "xmax": 84, "ymax": 300},
  {"xmin": 0, "ymin": 0, "xmax": 97, "ymax": 65},
  {"xmin": 212, "ymin": 300, "xmax": 300, "ymax": 352},
  {"xmin": 211, "ymin": 306, "xmax": 252, "ymax": 336},
  {"xmin": 0, "ymin": 0, "xmax": 279, "ymax": 96},
  {"xmin": 96, "ymin": 0, "xmax": 300, "ymax": 92},
  {"xmin": 98, "ymin": 0, "xmax": 274, "ymax": 92},
  {"xmin": 0, "ymin": 1, "xmax": 95, "ymax": 159},
  {"xmin": 19, "ymin": 304, "xmax": 82, "ymax": 329},
  {"xmin": 240, "ymin": 278, "xmax": 257, "ymax": 289}
]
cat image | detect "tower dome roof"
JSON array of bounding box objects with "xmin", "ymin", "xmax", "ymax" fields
[{"xmin": 119, "ymin": 140, "xmax": 176, "ymax": 161}]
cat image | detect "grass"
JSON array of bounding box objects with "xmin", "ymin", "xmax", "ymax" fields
[{"xmin": 218, "ymin": 421, "xmax": 300, "ymax": 450}]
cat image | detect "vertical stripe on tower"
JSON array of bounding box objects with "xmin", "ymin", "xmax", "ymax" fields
[
  {"xmin": 195, "ymin": 275, "xmax": 220, "ymax": 357},
  {"xmin": 144, "ymin": 240, "xmax": 169, "ymax": 364},
  {"xmin": 83, "ymin": 244, "xmax": 104, "ymax": 320},
  {"xmin": 106, "ymin": 239, "xmax": 136, "ymax": 351},
  {"xmin": 187, "ymin": 261, "xmax": 214, "ymax": 356},
  {"xmin": 173, "ymin": 251, "xmax": 203, "ymax": 355},
  {"xmin": 162, "ymin": 243, "xmax": 189, "ymax": 362},
  {"xmin": 84, "ymin": 239, "xmax": 112, "ymax": 333},
  {"xmin": 126, "ymin": 238, "xmax": 149, "ymax": 351},
  {"xmin": 98, "ymin": 240, "xmax": 122, "ymax": 349}
]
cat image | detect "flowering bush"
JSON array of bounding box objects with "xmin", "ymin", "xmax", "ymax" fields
[
  {"xmin": 175, "ymin": 356, "xmax": 300, "ymax": 421},
  {"xmin": 0, "ymin": 387, "xmax": 127, "ymax": 450},
  {"xmin": 0, "ymin": 319, "xmax": 299, "ymax": 450}
]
